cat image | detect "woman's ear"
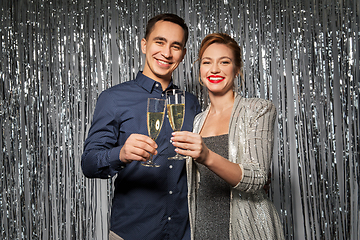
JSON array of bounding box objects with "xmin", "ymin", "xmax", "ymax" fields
[{"xmin": 234, "ymin": 68, "xmax": 240, "ymax": 78}]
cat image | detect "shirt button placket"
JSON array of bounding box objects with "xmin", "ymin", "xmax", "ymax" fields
[{"xmin": 168, "ymin": 164, "xmax": 174, "ymax": 222}]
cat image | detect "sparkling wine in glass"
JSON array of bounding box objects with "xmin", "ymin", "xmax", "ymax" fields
[
  {"xmin": 141, "ymin": 98, "xmax": 165, "ymax": 167},
  {"xmin": 166, "ymin": 89, "xmax": 186, "ymax": 160}
]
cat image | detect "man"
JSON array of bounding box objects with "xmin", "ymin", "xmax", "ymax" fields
[{"xmin": 81, "ymin": 13, "xmax": 201, "ymax": 240}]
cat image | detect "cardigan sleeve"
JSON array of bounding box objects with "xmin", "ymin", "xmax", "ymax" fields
[{"xmin": 232, "ymin": 98, "xmax": 277, "ymax": 192}]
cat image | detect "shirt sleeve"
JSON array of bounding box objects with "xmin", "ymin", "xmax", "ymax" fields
[
  {"xmin": 81, "ymin": 91, "xmax": 126, "ymax": 179},
  {"xmin": 233, "ymin": 99, "xmax": 276, "ymax": 192}
]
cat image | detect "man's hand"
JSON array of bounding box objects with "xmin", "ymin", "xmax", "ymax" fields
[{"xmin": 119, "ymin": 134, "xmax": 158, "ymax": 164}]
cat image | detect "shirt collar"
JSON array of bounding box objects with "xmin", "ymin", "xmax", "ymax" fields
[{"xmin": 134, "ymin": 71, "xmax": 178, "ymax": 93}]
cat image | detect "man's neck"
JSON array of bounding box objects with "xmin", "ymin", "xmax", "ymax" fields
[{"xmin": 142, "ymin": 70, "xmax": 171, "ymax": 90}]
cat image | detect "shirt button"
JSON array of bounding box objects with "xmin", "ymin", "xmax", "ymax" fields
[
  {"xmin": 168, "ymin": 217, "xmax": 171, "ymax": 221},
  {"xmin": 155, "ymin": 83, "xmax": 159, "ymax": 87},
  {"xmin": 169, "ymin": 191, "xmax": 173, "ymax": 194},
  {"xmin": 169, "ymin": 165, "xmax": 173, "ymax": 169}
]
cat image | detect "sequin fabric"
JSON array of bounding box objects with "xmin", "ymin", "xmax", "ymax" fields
[
  {"xmin": 194, "ymin": 134, "xmax": 230, "ymax": 240},
  {"xmin": 187, "ymin": 94, "xmax": 285, "ymax": 240}
]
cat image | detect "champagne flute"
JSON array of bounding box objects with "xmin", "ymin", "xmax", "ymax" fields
[
  {"xmin": 141, "ymin": 98, "xmax": 166, "ymax": 167},
  {"xmin": 166, "ymin": 89, "xmax": 186, "ymax": 160}
]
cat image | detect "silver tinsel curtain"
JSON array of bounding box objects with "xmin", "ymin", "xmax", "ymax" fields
[{"xmin": 1, "ymin": 0, "xmax": 359, "ymax": 239}]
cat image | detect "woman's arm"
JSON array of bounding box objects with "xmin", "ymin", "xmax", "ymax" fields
[{"xmin": 232, "ymin": 98, "xmax": 277, "ymax": 192}]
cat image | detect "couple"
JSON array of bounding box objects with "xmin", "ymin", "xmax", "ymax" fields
[{"xmin": 81, "ymin": 13, "xmax": 284, "ymax": 240}]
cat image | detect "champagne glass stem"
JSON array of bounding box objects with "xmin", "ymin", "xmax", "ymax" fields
[{"xmin": 142, "ymin": 153, "xmax": 159, "ymax": 167}]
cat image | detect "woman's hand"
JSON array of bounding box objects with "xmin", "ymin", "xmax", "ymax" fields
[
  {"xmin": 170, "ymin": 131, "xmax": 209, "ymax": 164},
  {"xmin": 172, "ymin": 131, "xmax": 242, "ymax": 186}
]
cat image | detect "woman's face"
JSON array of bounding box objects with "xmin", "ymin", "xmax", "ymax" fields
[{"xmin": 200, "ymin": 43, "xmax": 238, "ymax": 95}]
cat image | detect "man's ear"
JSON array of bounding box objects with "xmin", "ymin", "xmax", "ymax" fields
[
  {"xmin": 141, "ymin": 38, "xmax": 147, "ymax": 54},
  {"xmin": 181, "ymin": 48, "xmax": 187, "ymax": 61}
]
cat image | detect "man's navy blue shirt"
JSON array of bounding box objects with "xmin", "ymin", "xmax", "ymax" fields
[{"xmin": 81, "ymin": 72, "xmax": 201, "ymax": 239}]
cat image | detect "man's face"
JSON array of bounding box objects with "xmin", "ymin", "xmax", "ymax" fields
[{"xmin": 141, "ymin": 20, "xmax": 186, "ymax": 85}]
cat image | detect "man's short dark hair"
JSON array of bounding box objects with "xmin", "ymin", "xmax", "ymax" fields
[{"xmin": 144, "ymin": 13, "xmax": 189, "ymax": 46}]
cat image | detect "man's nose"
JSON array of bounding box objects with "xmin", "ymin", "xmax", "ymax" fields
[{"xmin": 161, "ymin": 46, "xmax": 172, "ymax": 58}]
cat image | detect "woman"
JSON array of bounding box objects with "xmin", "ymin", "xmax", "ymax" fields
[{"xmin": 171, "ymin": 33, "xmax": 285, "ymax": 239}]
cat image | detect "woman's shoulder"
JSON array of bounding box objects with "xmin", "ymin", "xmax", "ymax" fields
[
  {"xmin": 237, "ymin": 96, "xmax": 275, "ymax": 109},
  {"xmin": 236, "ymin": 95, "xmax": 273, "ymax": 105},
  {"xmin": 235, "ymin": 96, "xmax": 276, "ymax": 117}
]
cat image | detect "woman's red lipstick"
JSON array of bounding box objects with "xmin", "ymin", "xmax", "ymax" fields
[{"xmin": 207, "ymin": 75, "xmax": 225, "ymax": 83}]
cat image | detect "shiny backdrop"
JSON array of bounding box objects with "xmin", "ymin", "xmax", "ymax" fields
[{"xmin": 0, "ymin": 0, "xmax": 359, "ymax": 239}]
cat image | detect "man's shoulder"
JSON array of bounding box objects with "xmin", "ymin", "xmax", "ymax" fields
[
  {"xmin": 100, "ymin": 80, "xmax": 137, "ymax": 95},
  {"xmin": 110, "ymin": 79, "xmax": 137, "ymax": 90},
  {"xmin": 184, "ymin": 90, "xmax": 199, "ymax": 102}
]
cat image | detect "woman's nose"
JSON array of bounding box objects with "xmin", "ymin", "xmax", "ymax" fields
[{"xmin": 210, "ymin": 63, "xmax": 220, "ymax": 73}]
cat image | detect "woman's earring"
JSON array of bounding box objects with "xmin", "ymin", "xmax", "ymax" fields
[{"xmin": 198, "ymin": 76, "xmax": 204, "ymax": 86}]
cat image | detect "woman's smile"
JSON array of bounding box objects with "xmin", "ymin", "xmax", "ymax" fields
[{"xmin": 207, "ymin": 75, "xmax": 225, "ymax": 83}]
